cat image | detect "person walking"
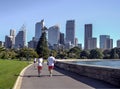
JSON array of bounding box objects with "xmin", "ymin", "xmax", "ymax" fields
[
  {"xmin": 37, "ymin": 56, "xmax": 43, "ymax": 77},
  {"xmin": 47, "ymin": 53, "xmax": 56, "ymax": 77}
]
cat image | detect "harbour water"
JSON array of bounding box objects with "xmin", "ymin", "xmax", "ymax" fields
[{"xmin": 73, "ymin": 59, "xmax": 120, "ymax": 68}]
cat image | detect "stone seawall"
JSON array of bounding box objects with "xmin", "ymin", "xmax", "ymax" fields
[{"xmin": 55, "ymin": 61, "xmax": 120, "ymax": 86}]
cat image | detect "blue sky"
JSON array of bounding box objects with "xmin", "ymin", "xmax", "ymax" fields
[{"xmin": 0, "ymin": 0, "xmax": 120, "ymax": 48}]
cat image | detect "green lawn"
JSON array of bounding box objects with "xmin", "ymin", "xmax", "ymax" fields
[{"xmin": 0, "ymin": 59, "xmax": 29, "ymax": 89}]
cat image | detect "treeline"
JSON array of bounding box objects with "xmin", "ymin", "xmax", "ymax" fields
[
  {"xmin": 0, "ymin": 46, "xmax": 120, "ymax": 60},
  {"xmin": 52, "ymin": 47, "xmax": 120, "ymax": 59},
  {"xmin": 0, "ymin": 47, "xmax": 38, "ymax": 60}
]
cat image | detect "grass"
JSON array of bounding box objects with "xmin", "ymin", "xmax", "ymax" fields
[{"xmin": 0, "ymin": 59, "xmax": 29, "ymax": 89}]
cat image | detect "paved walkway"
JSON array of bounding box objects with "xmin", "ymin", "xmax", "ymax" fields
[{"xmin": 20, "ymin": 63, "xmax": 118, "ymax": 89}]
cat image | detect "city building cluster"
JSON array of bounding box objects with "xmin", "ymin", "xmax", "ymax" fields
[
  {"xmin": 1, "ymin": 19, "xmax": 120, "ymax": 50},
  {"xmin": 1, "ymin": 25, "xmax": 26, "ymax": 49},
  {"xmin": 28, "ymin": 19, "xmax": 81, "ymax": 50}
]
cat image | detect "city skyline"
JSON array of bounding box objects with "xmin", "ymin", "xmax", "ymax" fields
[
  {"xmin": 0, "ymin": 0, "xmax": 120, "ymax": 47},
  {"xmin": 2, "ymin": 20, "xmax": 119, "ymax": 49}
]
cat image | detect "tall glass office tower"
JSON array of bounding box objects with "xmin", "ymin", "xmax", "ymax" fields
[
  {"xmin": 66, "ymin": 20, "xmax": 75, "ymax": 45},
  {"xmin": 100, "ymin": 35, "xmax": 113, "ymax": 49},
  {"xmin": 84, "ymin": 24, "xmax": 92, "ymax": 50},
  {"xmin": 48, "ymin": 25, "xmax": 60, "ymax": 46},
  {"xmin": 35, "ymin": 20, "xmax": 44, "ymax": 41},
  {"xmin": 15, "ymin": 25, "xmax": 26, "ymax": 48}
]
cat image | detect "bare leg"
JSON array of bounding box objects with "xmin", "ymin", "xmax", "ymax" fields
[
  {"xmin": 38, "ymin": 68, "xmax": 41, "ymax": 77},
  {"xmin": 49, "ymin": 69, "xmax": 53, "ymax": 77},
  {"xmin": 34, "ymin": 63, "xmax": 35, "ymax": 68}
]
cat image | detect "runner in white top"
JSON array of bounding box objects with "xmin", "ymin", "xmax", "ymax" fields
[
  {"xmin": 47, "ymin": 53, "xmax": 56, "ymax": 77},
  {"xmin": 37, "ymin": 57, "xmax": 43, "ymax": 77},
  {"xmin": 47, "ymin": 56, "xmax": 56, "ymax": 66}
]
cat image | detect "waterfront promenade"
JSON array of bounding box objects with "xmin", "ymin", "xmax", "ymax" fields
[{"xmin": 19, "ymin": 63, "xmax": 117, "ymax": 89}]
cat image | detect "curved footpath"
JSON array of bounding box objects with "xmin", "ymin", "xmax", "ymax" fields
[
  {"xmin": 13, "ymin": 64, "xmax": 33, "ymax": 89},
  {"xmin": 14, "ymin": 63, "xmax": 118, "ymax": 89}
]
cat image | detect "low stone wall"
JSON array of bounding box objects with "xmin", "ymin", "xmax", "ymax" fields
[{"xmin": 55, "ymin": 61, "xmax": 120, "ymax": 87}]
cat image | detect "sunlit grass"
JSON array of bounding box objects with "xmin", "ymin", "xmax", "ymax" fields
[{"xmin": 0, "ymin": 59, "xmax": 29, "ymax": 89}]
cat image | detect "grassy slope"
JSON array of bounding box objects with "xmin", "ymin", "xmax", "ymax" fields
[{"xmin": 0, "ymin": 59, "xmax": 28, "ymax": 89}]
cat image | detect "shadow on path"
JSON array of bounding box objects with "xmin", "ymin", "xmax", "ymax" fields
[
  {"xmin": 54, "ymin": 67, "xmax": 119, "ymax": 89},
  {"xmin": 20, "ymin": 74, "xmax": 65, "ymax": 78}
]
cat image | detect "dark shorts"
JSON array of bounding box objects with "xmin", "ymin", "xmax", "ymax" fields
[
  {"xmin": 34, "ymin": 61, "xmax": 36, "ymax": 63},
  {"xmin": 48, "ymin": 66, "xmax": 54, "ymax": 70},
  {"xmin": 38, "ymin": 66, "xmax": 42, "ymax": 70}
]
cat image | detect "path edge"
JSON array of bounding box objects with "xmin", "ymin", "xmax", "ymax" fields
[{"xmin": 12, "ymin": 63, "xmax": 33, "ymax": 89}]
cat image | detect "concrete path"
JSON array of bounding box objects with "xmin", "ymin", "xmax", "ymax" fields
[{"xmin": 20, "ymin": 63, "xmax": 118, "ymax": 89}]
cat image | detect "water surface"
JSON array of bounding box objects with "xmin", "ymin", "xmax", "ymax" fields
[{"xmin": 73, "ymin": 59, "xmax": 120, "ymax": 68}]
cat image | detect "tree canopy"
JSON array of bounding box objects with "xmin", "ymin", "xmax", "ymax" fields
[
  {"xmin": 89, "ymin": 49, "xmax": 103, "ymax": 59},
  {"xmin": 36, "ymin": 27, "xmax": 50, "ymax": 59}
]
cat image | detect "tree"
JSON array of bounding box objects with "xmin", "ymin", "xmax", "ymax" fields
[
  {"xmin": 68, "ymin": 47, "xmax": 81, "ymax": 59},
  {"xmin": 16, "ymin": 48, "xmax": 39, "ymax": 61},
  {"xmin": 0, "ymin": 47, "xmax": 5, "ymax": 52},
  {"xmin": 36, "ymin": 26, "xmax": 50, "ymax": 59},
  {"xmin": 89, "ymin": 49, "xmax": 103, "ymax": 59},
  {"xmin": 80, "ymin": 50, "xmax": 89, "ymax": 59},
  {"xmin": 103, "ymin": 49, "xmax": 111, "ymax": 59},
  {"xmin": 110, "ymin": 48, "xmax": 119, "ymax": 59},
  {"xmin": 0, "ymin": 49, "xmax": 16, "ymax": 59},
  {"xmin": 56, "ymin": 49, "xmax": 68, "ymax": 59},
  {"xmin": 114, "ymin": 48, "xmax": 120, "ymax": 58},
  {"xmin": 50, "ymin": 50, "xmax": 57, "ymax": 57}
]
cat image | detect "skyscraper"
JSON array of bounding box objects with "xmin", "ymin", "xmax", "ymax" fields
[
  {"xmin": 28, "ymin": 37, "xmax": 38, "ymax": 49},
  {"xmin": 0, "ymin": 41, "xmax": 3, "ymax": 47},
  {"xmin": 60, "ymin": 32, "xmax": 65, "ymax": 45},
  {"xmin": 48, "ymin": 25, "xmax": 60, "ymax": 46},
  {"xmin": 10, "ymin": 29, "xmax": 16, "ymax": 48},
  {"xmin": 5, "ymin": 29, "xmax": 16, "ymax": 48},
  {"xmin": 15, "ymin": 25, "xmax": 26, "ymax": 48},
  {"xmin": 107, "ymin": 38, "xmax": 113, "ymax": 49},
  {"xmin": 100, "ymin": 35, "xmax": 110, "ymax": 49},
  {"xmin": 66, "ymin": 20, "xmax": 75, "ymax": 45},
  {"xmin": 78, "ymin": 44, "xmax": 82, "ymax": 49},
  {"xmin": 35, "ymin": 20, "xmax": 44, "ymax": 41},
  {"xmin": 117, "ymin": 40, "xmax": 120, "ymax": 48},
  {"xmin": 75, "ymin": 38, "xmax": 78, "ymax": 46},
  {"xmin": 84, "ymin": 24, "xmax": 92, "ymax": 50},
  {"xmin": 88, "ymin": 37, "xmax": 97, "ymax": 49},
  {"xmin": 5, "ymin": 35, "xmax": 12, "ymax": 48}
]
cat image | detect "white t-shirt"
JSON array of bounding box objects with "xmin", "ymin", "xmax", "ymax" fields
[
  {"xmin": 34, "ymin": 58, "xmax": 37, "ymax": 62},
  {"xmin": 47, "ymin": 56, "xmax": 56, "ymax": 66},
  {"xmin": 38, "ymin": 58, "xmax": 43, "ymax": 66}
]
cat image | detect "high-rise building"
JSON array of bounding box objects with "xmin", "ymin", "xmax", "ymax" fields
[
  {"xmin": 35, "ymin": 20, "xmax": 44, "ymax": 41},
  {"xmin": 66, "ymin": 20, "xmax": 75, "ymax": 45},
  {"xmin": 117, "ymin": 40, "xmax": 120, "ymax": 48},
  {"xmin": 10, "ymin": 29, "xmax": 16, "ymax": 48},
  {"xmin": 88, "ymin": 37, "xmax": 97, "ymax": 49},
  {"xmin": 84, "ymin": 24, "xmax": 92, "ymax": 50},
  {"xmin": 10, "ymin": 29, "xmax": 15, "ymax": 36},
  {"xmin": 78, "ymin": 44, "xmax": 82, "ymax": 49},
  {"xmin": 75, "ymin": 38, "xmax": 78, "ymax": 46},
  {"xmin": 0, "ymin": 41, "xmax": 3, "ymax": 47},
  {"xmin": 5, "ymin": 35, "xmax": 12, "ymax": 48},
  {"xmin": 28, "ymin": 20, "xmax": 45, "ymax": 49},
  {"xmin": 100, "ymin": 35, "xmax": 110, "ymax": 49},
  {"xmin": 65, "ymin": 41, "xmax": 74, "ymax": 49},
  {"xmin": 28, "ymin": 37, "xmax": 38, "ymax": 49},
  {"xmin": 4, "ymin": 29, "xmax": 16, "ymax": 48},
  {"xmin": 48, "ymin": 25, "xmax": 60, "ymax": 47},
  {"xmin": 60, "ymin": 32, "xmax": 64, "ymax": 45},
  {"xmin": 110, "ymin": 39, "xmax": 113, "ymax": 49},
  {"xmin": 106, "ymin": 38, "xmax": 113, "ymax": 49},
  {"xmin": 15, "ymin": 25, "xmax": 26, "ymax": 48}
]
